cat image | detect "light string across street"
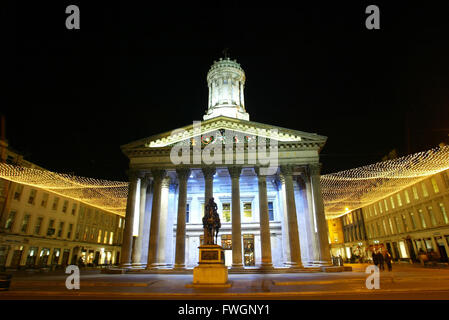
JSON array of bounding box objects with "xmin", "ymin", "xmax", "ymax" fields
[{"xmin": 1, "ymin": 145, "xmax": 448, "ymax": 219}]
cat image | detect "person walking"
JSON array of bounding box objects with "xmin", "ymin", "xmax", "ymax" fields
[
  {"xmin": 372, "ymin": 250, "xmax": 378, "ymax": 267},
  {"xmin": 384, "ymin": 251, "xmax": 392, "ymax": 271},
  {"xmin": 378, "ymin": 251, "xmax": 385, "ymax": 271}
]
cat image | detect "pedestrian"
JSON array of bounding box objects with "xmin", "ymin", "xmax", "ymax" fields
[
  {"xmin": 384, "ymin": 252, "xmax": 392, "ymax": 271},
  {"xmin": 378, "ymin": 251, "xmax": 385, "ymax": 271},
  {"xmin": 372, "ymin": 251, "xmax": 378, "ymax": 267}
]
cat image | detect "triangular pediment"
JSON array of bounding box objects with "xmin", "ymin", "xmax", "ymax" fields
[{"xmin": 121, "ymin": 116, "xmax": 327, "ymax": 152}]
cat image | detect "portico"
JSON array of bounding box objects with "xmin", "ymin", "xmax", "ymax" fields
[{"xmin": 120, "ymin": 56, "xmax": 331, "ymax": 272}]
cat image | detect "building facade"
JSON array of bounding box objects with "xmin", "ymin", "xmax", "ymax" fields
[
  {"xmin": 120, "ymin": 57, "xmax": 332, "ymax": 271},
  {"xmin": 0, "ymin": 146, "xmax": 125, "ymax": 269},
  {"xmin": 333, "ymin": 169, "xmax": 449, "ymax": 263}
]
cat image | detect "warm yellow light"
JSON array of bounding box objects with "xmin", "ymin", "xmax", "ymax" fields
[
  {"xmin": 322, "ymin": 145, "xmax": 449, "ymax": 219},
  {"xmin": 0, "ymin": 163, "xmax": 128, "ymax": 216}
]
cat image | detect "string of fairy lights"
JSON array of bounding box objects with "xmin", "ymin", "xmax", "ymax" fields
[
  {"xmin": 1, "ymin": 145, "xmax": 448, "ymax": 219},
  {"xmin": 0, "ymin": 163, "xmax": 129, "ymax": 216},
  {"xmin": 321, "ymin": 145, "xmax": 449, "ymax": 219}
]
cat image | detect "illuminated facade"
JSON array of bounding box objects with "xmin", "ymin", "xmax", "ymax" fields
[
  {"xmin": 0, "ymin": 146, "xmax": 124, "ymax": 269},
  {"xmin": 335, "ymin": 169, "xmax": 449, "ymax": 263},
  {"xmin": 120, "ymin": 57, "xmax": 332, "ymax": 271}
]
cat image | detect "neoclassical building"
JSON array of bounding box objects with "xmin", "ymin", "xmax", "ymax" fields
[{"xmin": 120, "ymin": 57, "xmax": 332, "ymax": 271}]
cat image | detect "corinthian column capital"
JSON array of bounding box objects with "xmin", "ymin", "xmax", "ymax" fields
[
  {"xmin": 126, "ymin": 169, "xmax": 142, "ymax": 181},
  {"xmin": 202, "ymin": 167, "xmax": 216, "ymax": 180},
  {"xmin": 228, "ymin": 166, "xmax": 242, "ymax": 179},
  {"xmin": 309, "ymin": 163, "xmax": 322, "ymax": 176},
  {"xmin": 176, "ymin": 168, "xmax": 191, "ymax": 182},
  {"xmin": 150, "ymin": 168, "xmax": 166, "ymax": 183},
  {"xmin": 279, "ymin": 165, "xmax": 293, "ymax": 176}
]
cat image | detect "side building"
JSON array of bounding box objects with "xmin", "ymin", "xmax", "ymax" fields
[
  {"xmin": 332, "ymin": 169, "xmax": 449, "ymax": 263},
  {"xmin": 0, "ymin": 146, "xmax": 125, "ymax": 270}
]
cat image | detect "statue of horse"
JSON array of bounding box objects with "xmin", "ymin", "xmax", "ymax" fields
[{"xmin": 202, "ymin": 197, "xmax": 221, "ymax": 245}]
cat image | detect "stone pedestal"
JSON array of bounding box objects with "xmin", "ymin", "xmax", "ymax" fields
[{"xmin": 187, "ymin": 245, "xmax": 231, "ymax": 288}]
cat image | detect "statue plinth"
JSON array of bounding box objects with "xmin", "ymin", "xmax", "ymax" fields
[{"xmin": 190, "ymin": 244, "xmax": 229, "ymax": 287}]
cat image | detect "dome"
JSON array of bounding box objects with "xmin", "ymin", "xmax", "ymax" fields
[{"xmin": 204, "ymin": 57, "xmax": 249, "ymax": 121}]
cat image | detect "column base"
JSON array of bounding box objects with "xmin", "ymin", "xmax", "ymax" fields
[
  {"xmin": 120, "ymin": 263, "xmax": 133, "ymax": 268},
  {"xmin": 313, "ymin": 260, "xmax": 333, "ymax": 266},
  {"xmin": 288, "ymin": 262, "xmax": 304, "ymax": 269},
  {"xmin": 231, "ymin": 263, "xmax": 244, "ymax": 270},
  {"xmin": 173, "ymin": 264, "xmax": 186, "ymax": 270},
  {"xmin": 259, "ymin": 263, "xmax": 274, "ymax": 269}
]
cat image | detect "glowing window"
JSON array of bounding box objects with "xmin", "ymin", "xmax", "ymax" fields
[
  {"xmin": 21, "ymin": 214, "xmax": 31, "ymax": 233},
  {"xmin": 388, "ymin": 218, "xmax": 394, "ymax": 234},
  {"xmin": 401, "ymin": 214, "xmax": 408, "ymax": 232},
  {"xmin": 222, "ymin": 203, "xmax": 231, "ymax": 222},
  {"xmin": 427, "ymin": 206, "xmax": 437, "ymax": 226},
  {"xmin": 396, "ymin": 193, "xmax": 402, "ymax": 206},
  {"xmin": 418, "ymin": 209, "xmax": 427, "ymax": 229},
  {"xmin": 412, "ymin": 186, "xmax": 419, "ymax": 200},
  {"xmin": 268, "ymin": 202, "xmax": 274, "ymax": 221},
  {"xmin": 4, "ymin": 211, "xmax": 16, "ymax": 231},
  {"xmin": 409, "ymin": 212, "xmax": 417, "ymax": 229},
  {"xmin": 421, "ymin": 183, "xmax": 429, "ymax": 197},
  {"xmin": 243, "ymin": 202, "xmax": 252, "ymax": 219},
  {"xmin": 186, "ymin": 203, "xmax": 190, "ymax": 223},
  {"xmin": 439, "ymin": 203, "xmax": 449, "ymax": 224},
  {"xmin": 390, "ymin": 196, "xmax": 395, "ymax": 209},
  {"xmin": 404, "ymin": 190, "xmax": 410, "ymax": 204},
  {"xmin": 431, "ymin": 178, "xmax": 439, "ymax": 193},
  {"xmin": 382, "ymin": 220, "xmax": 388, "ymax": 235}
]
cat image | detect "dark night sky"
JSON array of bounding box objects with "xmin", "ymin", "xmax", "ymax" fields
[{"xmin": 8, "ymin": 1, "xmax": 449, "ymax": 181}]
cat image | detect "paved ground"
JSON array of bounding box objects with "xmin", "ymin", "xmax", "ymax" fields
[{"xmin": 1, "ymin": 263, "xmax": 449, "ymax": 299}]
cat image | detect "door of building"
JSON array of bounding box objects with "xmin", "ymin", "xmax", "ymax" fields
[
  {"xmin": 62, "ymin": 249, "xmax": 70, "ymax": 266},
  {"xmin": 392, "ymin": 242, "xmax": 400, "ymax": 260},
  {"xmin": 94, "ymin": 251, "xmax": 100, "ymax": 266},
  {"xmin": 243, "ymin": 234, "xmax": 255, "ymax": 266},
  {"xmin": 436, "ymin": 237, "xmax": 448, "ymax": 262},
  {"xmin": 437, "ymin": 245, "xmax": 448, "ymax": 262},
  {"xmin": 406, "ymin": 238, "xmax": 417, "ymax": 261},
  {"xmin": 10, "ymin": 249, "xmax": 23, "ymax": 268},
  {"xmin": 26, "ymin": 247, "xmax": 38, "ymax": 267}
]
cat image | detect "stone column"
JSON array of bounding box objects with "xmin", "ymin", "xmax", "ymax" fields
[
  {"xmin": 146, "ymin": 169, "xmax": 166, "ymax": 269},
  {"xmin": 309, "ymin": 163, "xmax": 332, "ymax": 266},
  {"xmin": 202, "ymin": 167, "xmax": 216, "ymax": 202},
  {"xmin": 174, "ymin": 168, "xmax": 190, "ymax": 269},
  {"xmin": 132, "ymin": 172, "xmax": 151, "ymax": 266},
  {"xmin": 279, "ymin": 175, "xmax": 292, "ymax": 265},
  {"xmin": 229, "ymin": 166, "xmax": 243, "ymax": 268},
  {"xmin": 280, "ymin": 165, "xmax": 303, "ymax": 268},
  {"xmin": 157, "ymin": 177, "xmax": 171, "ymax": 265},
  {"xmin": 255, "ymin": 167, "xmax": 273, "ymax": 268},
  {"xmin": 120, "ymin": 170, "xmax": 140, "ymax": 267}
]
